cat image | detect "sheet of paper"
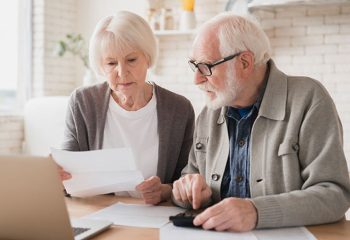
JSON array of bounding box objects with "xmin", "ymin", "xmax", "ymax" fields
[
  {"xmin": 160, "ymin": 223, "xmax": 316, "ymax": 240},
  {"xmin": 51, "ymin": 148, "xmax": 144, "ymax": 197},
  {"xmin": 84, "ymin": 202, "xmax": 185, "ymax": 228},
  {"xmin": 160, "ymin": 223, "xmax": 257, "ymax": 240},
  {"xmin": 253, "ymin": 227, "xmax": 316, "ymax": 240}
]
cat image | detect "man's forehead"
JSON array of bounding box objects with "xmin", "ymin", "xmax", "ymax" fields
[{"xmin": 190, "ymin": 34, "xmax": 220, "ymax": 61}]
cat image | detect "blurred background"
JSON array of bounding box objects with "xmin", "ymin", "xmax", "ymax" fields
[{"xmin": 1, "ymin": 0, "xmax": 350, "ymax": 173}]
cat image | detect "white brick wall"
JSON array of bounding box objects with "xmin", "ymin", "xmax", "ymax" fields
[{"xmin": 32, "ymin": 0, "xmax": 78, "ymax": 97}]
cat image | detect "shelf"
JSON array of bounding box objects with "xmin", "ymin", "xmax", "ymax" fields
[
  {"xmin": 154, "ymin": 29, "xmax": 195, "ymax": 36},
  {"xmin": 248, "ymin": 0, "xmax": 349, "ymax": 10}
]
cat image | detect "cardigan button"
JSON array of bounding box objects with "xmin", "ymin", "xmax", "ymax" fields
[
  {"xmin": 235, "ymin": 176, "xmax": 243, "ymax": 182},
  {"xmin": 292, "ymin": 143, "xmax": 299, "ymax": 152},
  {"xmin": 211, "ymin": 174, "xmax": 220, "ymax": 181},
  {"xmin": 195, "ymin": 142, "xmax": 203, "ymax": 150}
]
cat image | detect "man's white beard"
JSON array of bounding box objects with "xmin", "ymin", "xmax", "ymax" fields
[{"xmin": 198, "ymin": 70, "xmax": 241, "ymax": 110}]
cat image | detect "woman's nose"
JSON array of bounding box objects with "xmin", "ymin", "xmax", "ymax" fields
[{"xmin": 115, "ymin": 64, "xmax": 127, "ymax": 78}]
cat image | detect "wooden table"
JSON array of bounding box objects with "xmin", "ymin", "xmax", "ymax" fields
[{"xmin": 65, "ymin": 195, "xmax": 350, "ymax": 240}]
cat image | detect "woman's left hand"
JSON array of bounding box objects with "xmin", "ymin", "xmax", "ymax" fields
[{"xmin": 136, "ymin": 176, "xmax": 172, "ymax": 205}]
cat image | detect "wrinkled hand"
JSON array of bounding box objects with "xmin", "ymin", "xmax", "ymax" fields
[
  {"xmin": 56, "ymin": 164, "xmax": 72, "ymax": 181},
  {"xmin": 136, "ymin": 176, "xmax": 171, "ymax": 205},
  {"xmin": 193, "ymin": 197, "xmax": 257, "ymax": 232},
  {"xmin": 50, "ymin": 154, "xmax": 71, "ymax": 181},
  {"xmin": 172, "ymin": 174, "xmax": 212, "ymax": 209}
]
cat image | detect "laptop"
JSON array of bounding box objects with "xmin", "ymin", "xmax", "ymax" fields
[{"xmin": 0, "ymin": 155, "xmax": 112, "ymax": 240}]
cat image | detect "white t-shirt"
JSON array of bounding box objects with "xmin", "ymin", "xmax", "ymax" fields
[{"xmin": 102, "ymin": 88, "xmax": 159, "ymax": 197}]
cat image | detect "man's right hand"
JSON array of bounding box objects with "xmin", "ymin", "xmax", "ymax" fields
[{"xmin": 172, "ymin": 174, "xmax": 212, "ymax": 209}]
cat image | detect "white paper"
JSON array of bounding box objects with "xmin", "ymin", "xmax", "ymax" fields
[
  {"xmin": 160, "ymin": 223, "xmax": 257, "ymax": 240},
  {"xmin": 51, "ymin": 148, "xmax": 144, "ymax": 197},
  {"xmin": 160, "ymin": 223, "xmax": 316, "ymax": 240},
  {"xmin": 84, "ymin": 202, "xmax": 185, "ymax": 228},
  {"xmin": 253, "ymin": 227, "xmax": 316, "ymax": 240}
]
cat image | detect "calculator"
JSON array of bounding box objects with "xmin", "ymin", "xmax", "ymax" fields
[{"xmin": 169, "ymin": 209, "xmax": 203, "ymax": 228}]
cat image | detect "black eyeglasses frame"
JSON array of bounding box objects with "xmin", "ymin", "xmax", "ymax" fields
[{"xmin": 188, "ymin": 52, "xmax": 242, "ymax": 76}]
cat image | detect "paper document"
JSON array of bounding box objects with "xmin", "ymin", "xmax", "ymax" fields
[
  {"xmin": 160, "ymin": 223, "xmax": 316, "ymax": 240},
  {"xmin": 51, "ymin": 148, "xmax": 144, "ymax": 197},
  {"xmin": 253, "ymin": 227, "xmax": 316, "ymax": 240},
  {"xmin": 160, "ymin": 223, "xmax": 257, "ymax": 240},
  {"xmin": 85, "ymin": 202, "xmax": 184, "ymax": 228}
]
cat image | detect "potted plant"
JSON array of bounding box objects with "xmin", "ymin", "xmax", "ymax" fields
[{"xmin": 54, "ymin": 33, "xmax": 96, "ymax": 85}]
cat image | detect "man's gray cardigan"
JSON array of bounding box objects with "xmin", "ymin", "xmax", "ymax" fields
[
  {"xmin": 177, "ymin": 60, "xmax": 350, "ymax": 228},
  {"xmin": 61, "ymin": 82, "xmax": 195, "ymax": 184}
]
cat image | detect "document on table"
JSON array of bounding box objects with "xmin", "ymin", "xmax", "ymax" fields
[
  {"xmin": 51, "ymin": 148, "xmax": 144, "ymax": 197},
  {"xmin": 160, "ymin": 223, "xmax": 316, "ymax": 240},
  {"xmin": 84, "ymin": 202, "xmax": 185, "ymax": 228},
  {"xmin": 160, "ymin": 223, "xmax": 256, "ymax": 240},
  {"xmin": 253, "ymin": 227, "xmax": 316, "ymax": 240}
]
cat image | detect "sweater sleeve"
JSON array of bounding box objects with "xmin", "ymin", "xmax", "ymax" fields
[{"xmin": 61, "ymin": 90, "xmax": 81, "ymax": 151}]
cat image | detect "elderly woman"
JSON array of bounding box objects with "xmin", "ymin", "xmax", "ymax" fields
[{"xmin": 57, "ymin": 11, "xmax": 194, "ymax": 205}]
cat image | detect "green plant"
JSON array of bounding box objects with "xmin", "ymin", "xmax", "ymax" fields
[{"xmin": 55, "ymin": 33, "xmax": 89, "ymax": 69}]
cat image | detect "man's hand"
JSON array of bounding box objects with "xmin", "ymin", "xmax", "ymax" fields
[
  {"xmin": 172, "ymin": 174, "xmax": 212, "ymax": 209},
  {"xmin": 193, "ymin": 197, "xmax": 257, "ymax": 232},
  {"xmin": 136, "ymin": 176, "xmax": 171, "ymax": 205}
]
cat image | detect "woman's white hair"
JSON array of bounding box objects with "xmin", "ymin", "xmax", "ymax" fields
[
  {"xmin": 89, "ymin": 11, "xmax": 157, "ymax": 79},
  {"xmin": 202, "ymin": 12, "xmax": 271, "ymax": 65}
]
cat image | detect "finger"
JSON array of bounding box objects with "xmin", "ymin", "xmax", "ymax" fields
[
  {"xmin": 201, "ymin": 209, "xmax": 228, "ymax": 230},
  {"xmin": 61, "ymin": 171, "xmax": 72, "ymax": 181},
  {"xmin": 136, "ymin": 176, "xmax": 160, "ymax": 191},
  {"xmin": 214, "ymin": 219, "xmax": 233, "ymax": 232},
  {"xmin": 142, "ymin": 190, "xmax": 161, "ymax": 199},
  {"xmin": 144, "ymin": 196, "xmax": 161, "ymax": 205},
  {"xmin": 185, "ymin": 179, "xmax": 193, "ymax": 204},
  {"xmin": 192, "ymin": 176, "xmax": 203, "ymax": 209},
  {"xmin": 143, "ymin": 191, "xmax": 161, "ymax": 204},
  {"xmin": 177, "ymin": 179, "xmax": 190, "ymax": 203},
  {"xmin": 172, "ymin": 181, "xmax": 182, "ymax": 201},
  {"xmin": 193, "ymin": 204, "xmax": 222, "ymax": 226}
]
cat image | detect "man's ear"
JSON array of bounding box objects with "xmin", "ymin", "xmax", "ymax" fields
[{"xmin": 240, "ymin": 52, "xmax": 254, "ymax": 70}]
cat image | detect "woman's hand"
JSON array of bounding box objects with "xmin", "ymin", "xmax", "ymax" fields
[
  {"xmin": 56, "ymin": 163, "xmax": 72, "ymax": 181},
  {"xmin": 136, "ymin": 176, "xmax": 172, "ymax": 205},
  {"xmin": 49, "ymin": 154, "xmax": 71, "ymax": 181}
]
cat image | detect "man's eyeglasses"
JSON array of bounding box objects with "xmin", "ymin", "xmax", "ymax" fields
[{"xmin": 188, "ymin": 52, "xmax": 242, "ymax": 76}]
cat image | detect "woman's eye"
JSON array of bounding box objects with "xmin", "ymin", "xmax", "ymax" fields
[
  {"xmin": 108, "ymin": 62, "xmax": 116, "ymax": 66},
  {"xmin": 128, "ymin": 58, "xmax": 137, "ymax": 63}
]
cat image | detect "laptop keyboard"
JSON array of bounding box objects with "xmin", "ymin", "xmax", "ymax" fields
[{"xmin": 72, "ymin": 227, "xmax": 90, "ymax": 236}]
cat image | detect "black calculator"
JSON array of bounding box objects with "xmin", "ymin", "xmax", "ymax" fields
[{"xmin": 169, "ymin": 209, "xmax": 203, "ymax": 228}]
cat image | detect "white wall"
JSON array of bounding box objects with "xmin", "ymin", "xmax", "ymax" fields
[{"xmin": 32, "ymin": 0, "xmax": 78, "ymax": 97}]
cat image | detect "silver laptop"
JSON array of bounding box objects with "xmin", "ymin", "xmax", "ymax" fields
[{"xmin": 0, "ymin": 155, "xmax": 112, "ymax": 240}]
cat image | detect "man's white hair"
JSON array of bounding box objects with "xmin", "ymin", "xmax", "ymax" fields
[
  {"xmin": 89, "ymin": 11, "xmax": 157, "ymax": 80},
  {"xmin": 200, "ymin": 12, "xmax": 271, "ymax": 65}
]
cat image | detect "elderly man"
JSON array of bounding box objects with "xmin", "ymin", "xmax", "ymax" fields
[{"xmin": 172, "ymin": 13, "xmax": 350, "ymax": 232}]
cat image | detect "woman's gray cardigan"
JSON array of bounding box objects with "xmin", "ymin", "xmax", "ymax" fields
[{"xmin": 61, "ymin": 82, "xmax": 195, "ymax": 183}]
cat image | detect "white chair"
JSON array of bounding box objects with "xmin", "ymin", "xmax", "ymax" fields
[{"xmin": 23, "ymin": 96, "xmax": 69, "ymax": 156}]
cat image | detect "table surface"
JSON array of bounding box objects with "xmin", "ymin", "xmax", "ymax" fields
[{"xmin": 65, "ymin": 195, "xmax": 350, "ymax": 240}]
